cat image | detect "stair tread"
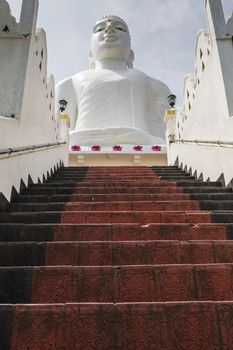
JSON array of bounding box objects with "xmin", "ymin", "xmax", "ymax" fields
[
  {"xmin": 1, "ymin": 240, "xmax": 233, "ymax": 266},
  {"xmin": 1, "ymin": 263, "xmax": 233, "ymax": 303},
  {"xmin": 5, "ymin": 200, "xmax": 200, "ymax": 212}
]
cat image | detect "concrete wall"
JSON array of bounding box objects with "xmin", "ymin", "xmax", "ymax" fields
[
  {"xmin": 166, "ymin": 0, "xmax": 233, "ymax": 184},
  {"xmin": 169, "ymin": 143, "xmax": 233, "ymax": 186},
  {"xmin": 0, "ymin": 0, "xmax": 68, "ymax": 202},
  {"xmin": 0, "ymin": 146, "xmax": 67, "ymax": 202},
  {"xmin": 0, "ymin": 0, "xmax": 60, "ymax": 147}
]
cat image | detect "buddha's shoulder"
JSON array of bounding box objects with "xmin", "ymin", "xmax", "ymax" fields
[
  {"xmin": 56, "ymin": 71, "xmax": 92, "ymax": 86},
  {"xmin": 129, "ymin": 69, "xmax": 170, "ymax": 94},
  {"xmin": 146, "ymin": 75, "xmax": 170, "ymax": 95},
  {"xmin": 56, "ymin": 75, "xmax": 74, "ymax": 89},
  {"xmin": 72, "ymin": 70, "xmax": 104, "ymax": 81}
]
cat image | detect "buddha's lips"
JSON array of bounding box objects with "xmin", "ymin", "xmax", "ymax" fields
[{"xmin": 104, "ymin": 35, "xmax": 118, "ymax": 42}]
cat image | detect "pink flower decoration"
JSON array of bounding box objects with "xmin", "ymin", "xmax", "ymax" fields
[
  {"xmin": 151, "ymin": 145, "xmax": 161, "ymax": 152},
  {"xmin": 91, "ymin": 145, "xmax": 101, "ymax": 151},
  {"xmin": 71, "ymin": 145, "xmax": 81, "ymax": 151},
  {"xmin": 133, "ymin": 145, "xmax": 143, "ymax": 151},
  {"xmin": 112, "ymin": 145, "xmax": 122, "ymax": 151}
]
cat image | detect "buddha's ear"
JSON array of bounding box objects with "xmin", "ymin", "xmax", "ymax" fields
[
  {"xmin": 88, "ymin": 50, "xmax": 95, "ymax": 69},
  {"xmin": 127, "ymin": 49, "xmax": 134, "ymax": 68}
]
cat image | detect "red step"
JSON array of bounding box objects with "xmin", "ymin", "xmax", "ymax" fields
[
  {"xmin": 72, "ymin": 186, "xmax": 184, "ymax": 194},
  {"xmin": 74, "ymin": 181, "xmax": 178, "ymax": 187},
  {"xmin": 44, "ymin": 240, "xmax": 233, "ymax": 266},
  {"xmin": 10, "ymin": 301, "xmax": 233, "ymax": 349},
  {"xmin": 53, "ymin": 223, "xmax": 226, "ymax": 241},
  {"xmin": 69, "ymin": 193, "xmax": 190, "ymax": 202},
  {"xmin": 28, "ymin": 264, "xmax": 233, "ymax": 303},
  {"xmin": 67, "ymin": 193, "xmax": 191, "ymax": 202},
  {"xmin": 64, "ymin": 200, "xmax": 199, "ymax": 211},
  {"xmin": 60, "ymin": 210, "xmax": 211, "ymax": 224}
]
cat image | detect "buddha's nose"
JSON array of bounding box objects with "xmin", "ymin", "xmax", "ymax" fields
[{"xmin": 105, "ymin": 23, "xmax": 114, "ymax": 33}]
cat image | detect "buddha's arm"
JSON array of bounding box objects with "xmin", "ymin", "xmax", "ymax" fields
[
  {"xmin": 146, "ymin": 78, "xmax": 171, "ymax": 139},
  {"xmin": 55, "ymin": 77, "xmax": 78, "ymax": 131}
]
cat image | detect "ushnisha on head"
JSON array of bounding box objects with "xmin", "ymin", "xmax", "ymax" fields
[{"xmin": 89, "ymin": 15, "xmax": 134, "ymax": 68}]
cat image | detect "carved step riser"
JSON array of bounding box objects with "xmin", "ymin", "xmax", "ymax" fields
[
  {"xmin": 0, "ymin": 241, "xmax": 233, "ymax": 266},
  {"xmin": 1, "ymin": 264, "xmax": 233, "ymax": 303},
  {"xmin": 0, "ymin": 223, "xmax": 227, "ymax": 242}
]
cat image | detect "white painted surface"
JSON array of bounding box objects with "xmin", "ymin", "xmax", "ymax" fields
[
  {"xmin": 227, "ymin": 13, "xmax": 233, "ymax": 33},
  {"xmin": 0, "ymin": 0, "xmax": 68, "ymax": 201},
  {"xmin": 0, "ymin": 0, "xmax": 61, "ymax": 147},
  {"xmin": 167, "ymin": 0, "xmax": 233, "ymax": 184},
  {"xmin": 56, "ymin": 15, "xmax": 170, "ymax": 146},
  {"xmin": 0, "ymin": 146, "xmax": 68, "ymax": 201},
  {"xmin": 69, "ymin": 144, "xmax": 166, "ymax": 153},
  {"xmin": 69, "ymin": 152, "xmax": 167, "ymax": 167},
  {"xmin": 169, "ymin": 143, "xmax": 233, "ymax": 186}
]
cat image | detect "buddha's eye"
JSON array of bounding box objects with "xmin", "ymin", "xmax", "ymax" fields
[
  {"xmin": 95, "ymin": 26, "xmax": 105, "ymax": 33},
  {"xmin": 115, "ymin": 27, "xmax": 126, "ymax": 32}
]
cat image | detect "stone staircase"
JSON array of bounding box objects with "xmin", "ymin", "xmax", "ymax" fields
[{"xmin": 1, "ymin": 166, "xmax": 233, "ymax": 349}]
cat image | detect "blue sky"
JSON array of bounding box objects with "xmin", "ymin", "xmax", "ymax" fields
[{"xmin": 7, "ymin": 0, "xmax": 233, "ymax": 106}]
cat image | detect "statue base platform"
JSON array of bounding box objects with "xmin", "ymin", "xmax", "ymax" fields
[{"xmin": 69, "ymin": 145, "xmax": 167, "ymax": 167}]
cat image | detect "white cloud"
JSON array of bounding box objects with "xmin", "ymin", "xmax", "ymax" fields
[{"xmin": 102, "ymin": 0, "xmax": 194, "ymax": 34}]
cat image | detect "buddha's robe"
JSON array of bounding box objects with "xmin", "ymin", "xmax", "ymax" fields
[{"xmin": 56, "ymin": 68, "xmax": 170, "ymax": 145}]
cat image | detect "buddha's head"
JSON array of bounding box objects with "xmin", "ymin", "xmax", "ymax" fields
[{"xmin": 89, "ymin": 15, "xmax": 134, "ymax": 68}]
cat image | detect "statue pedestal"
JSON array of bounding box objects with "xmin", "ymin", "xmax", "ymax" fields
[{"xmin": 69, "ymin": 145, "xmax": 167, "ymax": 166}]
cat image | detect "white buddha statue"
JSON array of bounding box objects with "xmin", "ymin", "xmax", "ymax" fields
[{"xmin": 56, "ymin": 15, "xmax": 171, "ymax": 146}]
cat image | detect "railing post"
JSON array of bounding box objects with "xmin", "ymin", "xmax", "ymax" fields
[
  {"xmin": 19, "ymin": 0, "xmax": 38, "ymax": 34},
  {"xmin": 205, "ymin": 0, "xmax": 227, "ymax": 40},
  {"xmin": 164, "ymin": 109, "xmax": 177, "ymax": 165},
  {"xmin": 205, "ymin": 0, "xmax": 233, "ymax": 117}
]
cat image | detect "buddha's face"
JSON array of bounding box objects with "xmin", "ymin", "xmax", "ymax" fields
[{"xmin": 90, "ymin": 17, "xmax": 131, "ymax": 62}]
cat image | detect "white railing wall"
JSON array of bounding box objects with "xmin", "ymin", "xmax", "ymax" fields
[
  {"xmin": 0, "ymin": 0, "xmax": 68, "ymax": 202},
  {"xmin": 166, "ymin": 0, "xmax": 233, "ymax": 185},
  {"xmin": 0, "ymin": 143, "xmax": 68, "ymax": 201}
]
